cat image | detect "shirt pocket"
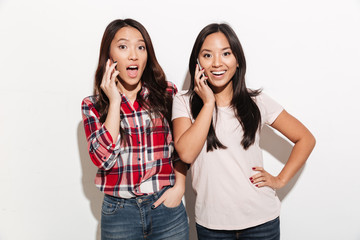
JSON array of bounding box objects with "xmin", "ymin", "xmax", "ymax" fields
[{"xmin": 145, "ymin": 118, "xmax": 172, "ymax": 161}]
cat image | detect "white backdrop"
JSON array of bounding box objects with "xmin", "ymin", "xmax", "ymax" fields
[{"xmin": 1, "ymin": 0, "xmax": 360, "ymax": 239}]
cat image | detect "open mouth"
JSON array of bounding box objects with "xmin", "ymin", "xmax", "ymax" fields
[
  {"xmin": 211, "ymin": 70, "xmax": 226, "ymax": 77},
  {"xmin": 127, "ymin": 65, "xmax": 139, "ymax": 78}
]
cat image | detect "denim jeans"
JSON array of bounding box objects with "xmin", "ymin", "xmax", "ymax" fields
[
  {"xmin": 101, "ymin": 186, "xmax": 189, "ymax": 240},
  {"xmin": 196, "ymin": 217, "xmax": 280, "ymax": 240}
]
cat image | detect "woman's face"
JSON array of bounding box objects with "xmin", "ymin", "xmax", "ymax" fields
[
  {"xmin": 198, "ymin": 32, "xmax": 238, "ymax": 91},
  {"xmin": 109, "ymin": 26, "xmax": 148, "ymax": 89}
]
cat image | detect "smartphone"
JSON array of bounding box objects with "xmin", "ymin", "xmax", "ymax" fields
[{"xmin": 197, "ymin": 58, "xmax": 206, "ymax": 79}]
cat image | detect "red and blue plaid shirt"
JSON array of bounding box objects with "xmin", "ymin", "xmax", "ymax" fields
[{"xmin": 81, "ymin": 82, "xmax": 178, "ymax": 198}]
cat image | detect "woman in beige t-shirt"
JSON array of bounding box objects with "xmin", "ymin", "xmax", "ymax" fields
[{"xmin": 172, "ymin": 23, "xmax": 316, "ymax": 240}]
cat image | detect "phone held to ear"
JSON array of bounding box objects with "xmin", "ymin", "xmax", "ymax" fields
[{"xmin": 197, "ymin": 58, "xmax": 207, "ymax": 85}]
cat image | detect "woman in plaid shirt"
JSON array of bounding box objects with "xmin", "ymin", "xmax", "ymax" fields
[{"xmin": 81, "ymin": 19, "xmax": 188, "ymax": 240}]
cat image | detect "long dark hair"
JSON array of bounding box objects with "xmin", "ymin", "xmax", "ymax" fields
[
  {"xmin": 93, "ymin": 19, "xmax": 173, "ymax": 131},
  {"xmin": 188, "ymin": 23, "xmax": 261, "ymax": 151}
]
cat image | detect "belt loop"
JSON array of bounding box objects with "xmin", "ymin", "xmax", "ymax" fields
[{"xmin": 118, "ymin": 198, "xmax": 125, "ymax": 208}]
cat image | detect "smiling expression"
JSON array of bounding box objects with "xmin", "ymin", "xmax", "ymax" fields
[
  {"xmin": 109, "ymin": 26, "xmax": 148, "ymax": 90},
  {"xmin": 198, "ymin": 32, "xmax": 238, "ymax": 92}
]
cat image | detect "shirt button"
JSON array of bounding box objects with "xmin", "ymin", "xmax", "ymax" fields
[
  {"xmin": 137, "ymin": 158, "xmax": 141, "ymax": 161},
  {"xmin": 138, "ymin": 199, "xmax": 143, "ymax": 203},
  {"xmin": 103, "ymin": 157, "xmax": 106, "ymax": 159}
]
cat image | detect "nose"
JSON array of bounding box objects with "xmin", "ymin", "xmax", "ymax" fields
[
  {"xmin": 212, "ymin": 54, "xmax": 222, "ymax": 68},
  {"xmin": 128, "ymin": 47, "xmax": 138, "ymax": 61}
]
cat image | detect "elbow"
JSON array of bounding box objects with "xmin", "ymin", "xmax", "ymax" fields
[
  {"xmin": 177, "ymin": 151, "xmax": 196, "ymax": 164},
  {"xmin": 310, "ymin": 134, "xmax": 316, "ymax": 150}
]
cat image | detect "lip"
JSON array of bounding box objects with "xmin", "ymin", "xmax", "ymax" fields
[
  {"xmin": 126, "ymin": 64, "xmax": 139, "ymax": 69},
  {"xmin": 210, "ymin": 70, "xmax": 227, "ymax": 78},
  {"xmin": 126, "ymin": 64, "xmax": 139, "ymax": 78}
]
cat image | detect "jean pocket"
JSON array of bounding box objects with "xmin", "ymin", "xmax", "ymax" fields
[
  {"xmin": 101, "ymin": 197, "xmax": 122, "ymax": 215},
  {"xmin": 160, "ymin": 201, "xmax": 183, "ymax": 210}
]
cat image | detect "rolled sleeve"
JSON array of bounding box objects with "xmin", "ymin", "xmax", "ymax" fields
[{"xmin": 82, "ymin": 96, "xmax": 121, "ymax": 170}]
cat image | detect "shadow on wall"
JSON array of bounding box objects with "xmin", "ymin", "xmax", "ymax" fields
[
  {"xmin": 181, "ymin": 70, "xmax": 306, "ymax": 240},
  {"xmin": 259, "ymin": 125, "xmax": 305, "ymax": 202},
  {"xmin": 77, "ymin": 121, "xmax": 102, "ymax": 240}
]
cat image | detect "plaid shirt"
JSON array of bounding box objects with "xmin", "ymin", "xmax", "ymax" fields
[{"xmin": 81, "ymin": 82, "xmax": 177, "ymax": 198}]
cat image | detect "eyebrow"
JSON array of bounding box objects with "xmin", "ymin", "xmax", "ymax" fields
[
  {"xmin": 200, "ymin": 47, "xmax": 231, "ymax": 53},
  {"xmin": 117, "ymin": 38, "xmax": 145, "ymax": 43}
]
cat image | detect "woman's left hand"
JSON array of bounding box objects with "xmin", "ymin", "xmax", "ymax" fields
[
  {"xmin": 250, "ymin": 167, "xmax": 286, "ymax": 190},
  {"xmin": 152, "ymin": 185, "xmax": 185, "ymax": 209}
]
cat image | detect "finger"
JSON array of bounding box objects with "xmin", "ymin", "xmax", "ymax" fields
[
  {"xmin": 253, "ymin": 176, "xmax": 267, "ymax": 184},
  {"xmin": 105, "ymin": 59, "xmax": 110, "ymax": 72},
  {"xmin": 110, "ymin": 70, "xmax": 120, "ymax": 83},
  {"xmin": 252, "ymin": 167, "xmax": 264, "ymax": 172},
  {"xmin": 152, "ymin": 196, "xmax": 165, "ymax": 209},
  {"xmin": 198, "ymin": 76, "xmax": 209, "ymax": 87},
  {"xmin": 105, "ymin": 61, "xmax": 118, "ymax": 82},
  {"xmin": 255, "ymin": 182, "xmax": 266, "ymax": 188}
]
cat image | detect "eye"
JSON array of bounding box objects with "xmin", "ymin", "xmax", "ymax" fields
[
  {"xmin": 138, "ymin": 45, "xmax": 146, "ymax": 50},
  {"xmin": 203, "ymin": 53, "xmax": 211, "ymax": 58},
  {"xmin": 118, "ymin": 45, "xmax": 127, "ymax": 50},
  {"xmin": 223, "ymin": 51, "xmax": 231, "ymax": 56}
]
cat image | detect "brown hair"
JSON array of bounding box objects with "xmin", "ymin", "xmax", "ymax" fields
[
  {"xmin": 188, "ymin": 23, "xmax": 261, "ymax": 151},
  {"xmin": 93, "ymin": 19, "xmax": 174, "ymax": 132}
]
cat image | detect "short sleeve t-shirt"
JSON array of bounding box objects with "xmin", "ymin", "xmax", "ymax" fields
[{"xmin": 172, "ymin": 90, "xmax": 284, "ymax": 230}]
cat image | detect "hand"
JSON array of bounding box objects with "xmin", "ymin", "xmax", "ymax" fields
[
  {"xmin": 194, "ymin": 64, "xmax": 215, "ymax": 105},
  {"xmin": 250, "ymin": 167, "xmax": 286, "ymax": 190},
  {"xmin": 152, "ymin": 185, "xmax": 185, "ymax": 209},
  {"xmin": 100, "ymin": 59, "xmax": 121, "ymax": 103}
]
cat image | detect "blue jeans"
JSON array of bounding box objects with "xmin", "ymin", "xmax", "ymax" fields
[
  {"xmin": 101, "ymin": 186, "xmax": 189, "ymax": 240},
  {"xmin": 196, "ymin": 217, "xmax": 280, "ymax": 240}
]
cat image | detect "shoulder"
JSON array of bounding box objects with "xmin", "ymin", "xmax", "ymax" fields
[
  {"xmin": 253, "ymin": 91, "xmax": 280, "ymax": 106},
  {"xmin": 165, "ymin": 81, "xmax": 178, "ymax": 96},
  {"xmin": 82, "ymin": 95, "xmax": 98, "ymax": 108},
  {"xmin": 174, "ymin": 90, "xmax": 190, "ymax": 100}
]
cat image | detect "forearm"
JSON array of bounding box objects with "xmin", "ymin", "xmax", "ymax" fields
[
  {"xmin": 172, "ymin": 160, "xmax": 188, "ymax": 191},
  {"xmin": 277, "ymin": 133, "xmax": 316, "ymax": 186},
  {"xmin": 175, "ymin": 102, "xmax": 214, "ymax": 163},
  {"xmin": 104, "ymin": 101, "xmax": 121, "ymax": 143}
]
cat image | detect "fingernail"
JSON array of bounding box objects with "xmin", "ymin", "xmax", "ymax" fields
[
  {"xmin": 151, "ymin": 205, "xmax": 155, "ymax": 209},
  {"xmin": 252, "ymin": 167, "xmax": 256, "ymax": 170},
  {"xmin": 255, "ymin": 185, "xmax": 259, "ymax": 187},
  {"xmin": 249, "ymin": 177, "xmax": 253, "ymax": 180}
]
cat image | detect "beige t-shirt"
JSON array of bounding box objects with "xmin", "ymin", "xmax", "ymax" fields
[{"xmin": 172, "ymin": 90, "xmax": 284, "ymax": 230}]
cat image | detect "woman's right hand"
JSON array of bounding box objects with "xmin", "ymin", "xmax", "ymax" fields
[
  {"xmin": 194, "ymin": 64, "xmax": 215, "ymax": 105},
  {"xmin": 100, "ymin": 59, "xmax": 121, "ymax": 103}
]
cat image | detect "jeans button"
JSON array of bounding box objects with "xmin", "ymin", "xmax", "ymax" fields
[{"xmin": 138, "ymin": 199, "xmax": 143, "ymax": 203}]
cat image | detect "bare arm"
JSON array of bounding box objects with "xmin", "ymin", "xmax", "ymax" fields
[
  {"xmin": 251, "ymin": 110, "xmax": 316, "ymax": 189},
  {"xmin": 173, "ymin": 66, "xmax": 215, "ymax": 164}
]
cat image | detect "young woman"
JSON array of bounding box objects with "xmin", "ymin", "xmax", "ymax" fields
[
  {"xmin": 172, "ymin": 23, "xmax": 316, "ymax": 240},
  {"xmin": 81, "ymin": 19, "xmax": 188, "ymax": 240}
]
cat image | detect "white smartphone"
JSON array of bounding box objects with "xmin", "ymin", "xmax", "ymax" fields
[{"xmin": 197, "ymin": 58, "xmax": 206, "ymax": 79}]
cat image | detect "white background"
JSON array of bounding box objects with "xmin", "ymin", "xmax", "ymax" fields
[{"xmin": 1, "ymin": 0, "xmax": 360, "ymax": 239}]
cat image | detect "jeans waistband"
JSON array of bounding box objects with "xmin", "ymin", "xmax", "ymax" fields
[{"xmin": 104, "ymin": 185, "xmax": 170, "ymax": 204}]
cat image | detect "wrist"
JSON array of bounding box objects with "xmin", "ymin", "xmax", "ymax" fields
[
  {"xmin": 275, "ymin": 175, "xmax": 287, "ymax": 189},
  {"xmin": 203, "ymin": 101, "xmax": 215, "ymax": 108},
  {"xmin": 172, "ymin": 183, "xmax": 185, "ymax": 194}
]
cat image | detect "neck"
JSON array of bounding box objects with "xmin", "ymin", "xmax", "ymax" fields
[
  {"xmin": 213, "ymin": 82, "xmax": 233, "ymax": 107},
  {"xmin": 117, "ymin": 80, "xmax": 142, "ymax": 104}
]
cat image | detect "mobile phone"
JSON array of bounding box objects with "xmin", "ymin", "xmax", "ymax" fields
[{"xmin": 197, "ymin": 58, "xmax": 206, "ymax": 79}]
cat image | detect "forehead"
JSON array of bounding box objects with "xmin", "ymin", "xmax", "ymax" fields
[
  {"xmin": 113, "ymin": 26, "xmax": 144, "ymax": 42},
  {"xmin": 202, "ymin": 32, "xmax": 230, "ymax": 50}
]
